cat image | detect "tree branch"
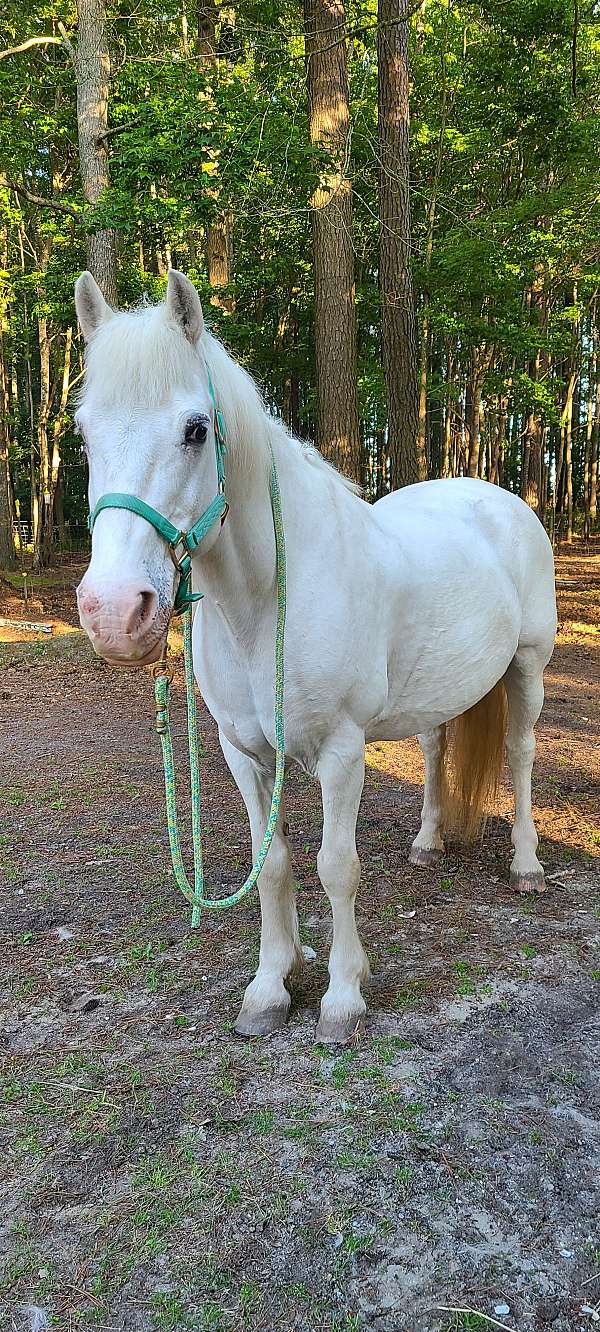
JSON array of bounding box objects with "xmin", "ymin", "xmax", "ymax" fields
[
  {"xmin": 96, "ymin": 118, "xmax": 142, "ymax": 144},
  {"xmin": 57, "ymin": 21, "xmax": 76, "ymax": 66},
  {"xmin": 8, "ymin": 180, "xmax": 79, "ymax": 218},
  {"xmin": 0, "ymin": 35, "xmax": 63, "ymax": 60}
]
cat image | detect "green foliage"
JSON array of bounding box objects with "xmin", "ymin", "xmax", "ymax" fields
[{"xmin": 1, "ymin": 0, "xmax": 599, "ymax": 541}]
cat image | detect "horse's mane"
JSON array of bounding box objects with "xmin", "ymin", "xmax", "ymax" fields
[{"xmin": 82, "ymin": 299, "xmax": 360, "ymax": 494}]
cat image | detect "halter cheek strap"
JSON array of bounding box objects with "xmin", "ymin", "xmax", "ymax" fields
[{"xmin": 87, "ymin": 368, "xmax": 228, "ymax": 613}]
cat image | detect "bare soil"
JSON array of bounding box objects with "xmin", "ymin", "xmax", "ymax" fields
[{"xmin": 0, "ymin": 547, "xmax": 599, "ymax": 1332}]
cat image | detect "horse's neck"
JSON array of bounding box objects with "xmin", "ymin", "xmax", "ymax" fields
[{"xmin": 194, "ymin": 428, "xmax": 288, "ymax": 638}]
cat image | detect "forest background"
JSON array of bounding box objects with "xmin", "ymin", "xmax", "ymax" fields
[{"xmin": 0, "ymin": 0, "xmax": 599, "ymax": 571}]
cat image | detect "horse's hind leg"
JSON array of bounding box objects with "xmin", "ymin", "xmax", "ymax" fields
[
  {"xmin": 220, "ymin": 734, "xmax": 302, "ymax": 1036},
  {"xmin": 409, "ymin": 726, "xmax": 446, "ymax": 867},
  {"xmin": 316, "ymin": 726, "xmax": 370, "ymax": 1045},
  {"xmin": 504, "ymin": 648, "xmax": 546, "ymax": 893}
]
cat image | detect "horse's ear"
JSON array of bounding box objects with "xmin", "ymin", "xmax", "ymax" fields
[
  {"xmin": 165, "ymin": 270, "xmax": 204, "ymax": 345},
  {"xmin": 75, "ymin": 271, "xmax": 112, "ymax": 341}
]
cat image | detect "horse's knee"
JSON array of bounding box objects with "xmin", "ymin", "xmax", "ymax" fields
[
  {"xmin": 317, "ymin": 843, "xmax": 361, "ymax": 899},
  {"xmin": 262, "ymin": 832, "xmax": 291, "ymax": 885}
]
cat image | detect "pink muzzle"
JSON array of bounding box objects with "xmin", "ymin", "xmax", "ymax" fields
[{"xmin": 77, "ymin": 578, "xmax": 166, "ymax": 665}]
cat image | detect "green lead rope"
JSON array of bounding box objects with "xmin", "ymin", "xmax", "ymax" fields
[{"xmin": 154, "ymin": 452, "xmax": 286, "ymax": 927}]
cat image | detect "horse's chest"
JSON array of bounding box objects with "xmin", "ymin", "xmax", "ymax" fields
[{"xmin": 192, "ymin": 615, "xmax": 275, "ymax": 760}]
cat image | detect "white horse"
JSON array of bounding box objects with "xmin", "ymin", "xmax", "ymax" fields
[{"xmin": 74, "ymin": 270, "xmax": 557, "ymax": 1044}]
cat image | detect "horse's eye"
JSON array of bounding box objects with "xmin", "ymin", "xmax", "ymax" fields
[{"xmin": 184, "ymin": 416, "xmax": 208, "ymax": 446}]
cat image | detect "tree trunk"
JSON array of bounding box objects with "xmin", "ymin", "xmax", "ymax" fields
[
  {"xmin": 378, "ymin": 0, "xmax": 423, "ymax": 488},
  {"xmin": 416, "ymin": 26, "xmax": 448, "ymax": 479},
  {"xmin": 304, "ymin": 0, "xmax": 360, "ymax": 480},
  {"xmin": 33, "ymin": 310, "xmax": 51, "ymax": 570},
  {"xmin": 75, "ymin": 0, "xmax": 117, "ymax": 302},
  {"xmin": 0, "ymin": 223, "xmax": 16, "ymax": 567},
  {"xmin": 206, "ymin": 213, "xmax": 233, "ymax": 308},
  {"xmin": 589, "ymin": 308, "xmax": 599, "ymax": 533},
  {"xmin": 466, "ymin": 348, "xmax": 482, "ymax": 477},
  {"xmin": 197, "ymin": 2, "xmax": 234, "ymax": 312},
  {"xmin": 490, "ymin": 396, "xmax": 507, "ymax": 486},
  {"xmin": 0, "ymin": 340, "xmax": 15, "ymax": 567},
  {"xmin": 42, "ymin": 326, "xmax": 72, "ymax": 564}
]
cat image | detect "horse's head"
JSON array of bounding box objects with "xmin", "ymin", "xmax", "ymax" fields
[{"xmin": 75, "ymin": 271, "xmax": 224, "ymax": 666}]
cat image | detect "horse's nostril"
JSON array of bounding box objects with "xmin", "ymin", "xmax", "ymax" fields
[
  {"xmin": 138, "ymin": 589, "xmax": 157, "ymax": 625},
  {"xmin": 79, "ymin": 588, "xmax": 100, "ymax": 617}
]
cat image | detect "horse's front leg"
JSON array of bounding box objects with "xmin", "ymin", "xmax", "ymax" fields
[
  {"xmin": 409, "ymin": 725, "xmax": 446, "ymax": 867},
  {"xmin": 220, "ymin": 734, "xmax": 302, "ymax": 1036},
  {"xmin": 316, "ymin": 727, "xmax": 370, "ymax": 1045}
]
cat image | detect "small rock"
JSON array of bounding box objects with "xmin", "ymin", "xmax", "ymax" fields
[
  {"xmin": 68, "ymin": 993, "xmax": 102, "ymax": 1014},
  {"xmin": 537, "ymin": 1299, "xmax": 559, "ymax": 1323},
  {"xmin": 302, "ymin": 945, "xmax": 317, "ymax": 961},
  {"xmin": 55, "ymin": 927, "xmax": 74, "ymax": 941},
  {"xmin": 559, "ymin": 1247, "xmax": 574, "ymax": 1258},
  {"xmin": 333, "ymin": 1234, "xmax": 343, "ymax": 1248},
  {"xmin": 494, "ymin": 1305, "xmax": 510, "ymax": 1317}
]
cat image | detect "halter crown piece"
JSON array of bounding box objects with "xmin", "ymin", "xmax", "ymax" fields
[
  {"xmin": 87, "ymin": 369, "xmax": 228, "ymax": 613},
  {"xmin": 87, "ymin": 367, "xmax": 287, "ymax": 931}
]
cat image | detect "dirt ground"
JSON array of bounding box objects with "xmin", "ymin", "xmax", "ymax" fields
[{"xmin": 0, "ymin": 546, "xmax": 598, "ymax": 1332}]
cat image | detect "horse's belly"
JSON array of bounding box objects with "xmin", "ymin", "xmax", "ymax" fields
[{"xmin": 367, "ymin": 579, "xmax": 520, "ymax": 738}]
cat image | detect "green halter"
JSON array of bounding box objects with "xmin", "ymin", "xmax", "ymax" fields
[{"xmin": 87, "ymin": 369, "xmax": 228, "ymax": 613}]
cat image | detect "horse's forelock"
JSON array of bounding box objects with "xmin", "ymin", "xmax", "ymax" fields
[{"xmin": 81, "ymin": 304, "xmax": 201, "ymax": 410}]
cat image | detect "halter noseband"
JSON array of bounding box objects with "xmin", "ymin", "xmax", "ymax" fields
[{"xmin": 87, "ymin": 369, "xmax": 228, "ymax": 613}]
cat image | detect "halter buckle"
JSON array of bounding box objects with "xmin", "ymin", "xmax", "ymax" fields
[{"xmin": 168, "ymin": 533, "xmax": 190, "ymax": 572}]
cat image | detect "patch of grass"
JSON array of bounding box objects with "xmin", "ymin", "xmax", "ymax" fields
[
  {"xmin": 452, "ymin": 959, "xmax": 484, "ymax": 997},
  {"xmin": 443, "ymin": 1315, "xmax": 494, "ymax": 1331},
  {"xmin": 395, "ymin": 977, "xmax": 429, "ymax": 1008},
  {"xmin": 151, "ymin": 1292, "xmax": 188, "ymax": 1330},
  {"xmin": 394, "ymin": 1164, "xmax": 415, "ymax": 1194},
  {"xmin": 370, "ymin": 1036, "xmax": 415, "ymax": 1063},
  {"xmin": 250, "ymin": 1108, "xmax": 274, "ymax": 1135},
  {"xmin": 330, "ymin": 1050, "xmax": 356, "ymax": 1088}
]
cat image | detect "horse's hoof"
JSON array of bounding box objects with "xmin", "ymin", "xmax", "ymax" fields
[
  {"xmin": 315, "ymin": 1012, "xmax": 365, "ymax": 1047},
  {"xmin": 510, "ymin": 870, "xmax": 546, "ymax": 895},
  {"xmin": 234, "ymin": 1003, "xmax": 290, "ymax": 1037},
  {"xmin": 408, "ymin": 845, "xmax": 444, "ymax": 868}
]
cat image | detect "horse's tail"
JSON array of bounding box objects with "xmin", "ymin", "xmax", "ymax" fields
[{"xmin": 441, "ymin": 680, "xmax": 508, "ymax": 843}]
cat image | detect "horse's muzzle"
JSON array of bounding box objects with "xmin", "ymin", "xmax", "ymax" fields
[{"xmin": 77, "ymin": 577, "xmax": 170, "ymax": 667}]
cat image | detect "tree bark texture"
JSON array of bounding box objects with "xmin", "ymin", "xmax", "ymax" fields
[
  {"xmin": 378, "ymin": 0, "xmax": 423, "ymax": 488},
  {"xmin": 0, "ymin": 223, "xmax": 16, "ymax": 566},
  {"xmin": 0, "ymin": 347, "xmax": 15, "ymax": 566},
  {"xmin": 76, "ymin": 0, "xmax": 117, "ymax": 303},
  {"xmin": 304, "ymin": 0, "xmax": 360, "ymax": 480},
  {"xmin": 197, "ymin": 2, "xmax": 234, "ymax": 311}
]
